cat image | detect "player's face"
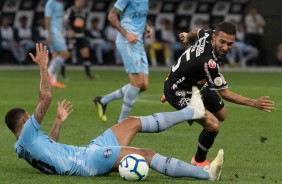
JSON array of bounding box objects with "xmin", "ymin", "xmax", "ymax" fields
[
  {"xmin": 212, "ymin": 31, "xmax": 235, "ymax": 57},
  {"xmin": 75, "ymin": 0, "xmax": 84, "ymax": 9}
]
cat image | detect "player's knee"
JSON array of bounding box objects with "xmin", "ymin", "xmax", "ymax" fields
[
  {"xmin": 61, "ymin": 51, "xmax": 70, "ymax": 59},
  {"xmin": 217, "ymin": 115, "xmax": 226, "ymax": 122},
  {"xmin": 140, "ymin": 148, "xmax": 156, "ymax": 161},
  {"xmin": 126, "ymin": 117, "xmax": 142, "ymax": 131},
  {"xmin": 205, "ymin": 116, "xmax": 220, "ymax": 131}
]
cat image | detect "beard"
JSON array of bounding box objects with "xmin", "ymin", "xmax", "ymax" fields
[{"xmin": 215, "ymin": 48, "xmax": 227, "ymax": 58}]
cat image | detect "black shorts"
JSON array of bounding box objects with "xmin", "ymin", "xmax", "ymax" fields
[
  {"xmin": 75, "ymin": 37, "xmax": 89, "ymax": 51},
  {"xmin": 164, "ymin": 81, "xmax": 224, "ymax": 113}
]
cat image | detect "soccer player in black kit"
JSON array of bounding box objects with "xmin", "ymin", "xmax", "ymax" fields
[
  {"xmin": 63, "ymin": 0, "xmax": 94, "ymax": 79},
  {"xmin": 162, "ymin": 21, "xmax": 274, "ymax": 167}
]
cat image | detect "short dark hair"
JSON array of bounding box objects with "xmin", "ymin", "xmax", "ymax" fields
[
  {"xmin": 5, "ymin": 108, "xmax": 26, "ymax": 133},
  {"xmin": 215, "ymin": 21, "xmax": 237, "ymax": 35}
]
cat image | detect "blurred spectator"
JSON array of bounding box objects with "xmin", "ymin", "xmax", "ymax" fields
[
  {"xmin": 276, "ymin": 41, "xmax": 282, "ymax": 66},
  {"xmin": 87, "ymin": 17, "xmax": 108, "ymax": 65},
  {"xmin": 87, "ymin": 19, "xmax": 122, "ymax": 65},
  {"xmin": 244, "ymin": 6, "xmax": 267, "ymax": 66},
  {"xmin": 0, "ymin": 16, "xmax": 26, "ymax": 64},
  {"xmin": 33, "ymin": 17, "xmax": 48, "ymax": 43},
  {"xmin": 149, "ymin": 19, "xmax": 183, "ymax": 67},
  {"xmin": 16, "ymin": 15, "xmax": 35, "ymax": 63},
  {"xmin": 226, "ymin": 21, "xmax": 258, "ymax": 68},
  {"xmin": 103, "ymin": 23, "xmax": 122, "ymax": 65}
]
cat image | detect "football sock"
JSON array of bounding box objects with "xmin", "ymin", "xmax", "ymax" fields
[
  {"xmin": 150, "ymin": 153, "xmax": 209, "ymax": 179},
  {"xmin": 140, "ymin": 106, "xmax": 194, "ymax": 133},
  {"xmin": 83, "ymin": 60, "xmax": 92, "ymax": 77},
  {"xmin": 101, "ymin": 84, "xmax": 130, "ymax": 104},
  {"xmin": 195, "ymin": 130, "xmax": 218, "ymax": 162},
  {"xmin": 118, "ymin": 84, "xmax": 140, "ymax": 123},
  {"xmin": 52, "ymin": 56, "xmax": 65, "ymax": 82},
  {"xmin": 61, "ymin": 65, "xmax": 66, "ymax": 78}
]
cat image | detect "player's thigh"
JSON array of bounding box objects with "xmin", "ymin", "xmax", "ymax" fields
[
  {"xmin": 111, "ymin": 117, "xmax": 142, "ymax": 146},
  {"xmin": 113, "ymin": 147, "xmax": 156, "ymax": 169},
  {"xmin": 202, "ymin": 89, "xmax": 227, "ymax": 121},
  {"xmin": 77, "ymin": 38, "xmax": 90, "ymax": 57},
  {"xmin": 51, "ymin": 34, "xmax": 68, "ymax": 53}
]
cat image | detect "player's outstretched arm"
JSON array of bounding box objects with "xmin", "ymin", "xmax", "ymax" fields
[
  {"xmin": 29, "ymin": 43, "xmax": 51, "ymax": 124},
  {"xmin": 179, "ymin": 28, "xmax": 200, "ymax": 44},
  {"xmin": 49, "ymin": 99, "xmax": 73, "ymax": 142},
  {"xmin": 218, "ymin": 89, "xmax": 274, "ymax": 112}
]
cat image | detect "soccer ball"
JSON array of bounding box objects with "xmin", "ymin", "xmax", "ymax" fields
[{"xmin": 119, "ymin": 154, "xmax": 149, "ymax": 181}]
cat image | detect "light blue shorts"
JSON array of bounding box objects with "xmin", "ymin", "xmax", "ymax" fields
[
  {"xmin": 86, "ymin": 129, "xmax": 121, "ymax": 176},
  {"xmin": 117, "ymin": 43, "xmax": 149, "ymax": 74},
  {"xmin": 49, "ymin": 32, "xmax": 67, "ymax": 53}
]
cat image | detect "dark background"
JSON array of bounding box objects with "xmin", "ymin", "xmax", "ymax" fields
[{"xmin": 0, "ymin": 0, "xmax": 281, "ymax": 66}]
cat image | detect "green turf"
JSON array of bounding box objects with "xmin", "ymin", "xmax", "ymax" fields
[{"xmin": 0, "ymin": 69, "xmax": 281, "ymax": 184}]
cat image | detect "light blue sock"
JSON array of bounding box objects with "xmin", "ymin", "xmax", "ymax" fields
[
  {"xmin": 150, "ymin": 153, "xmax": 209, "ymax": 179},
  {"xmin": 118, "ymin": 84, "xmax": 140, "ymax": 123},
  {"xmin": 52, "ymin": 56, "xmax": 65, "ymax": 75},
  {"xmin": 140, "ymin": 106, "xmax": 195, "ymax": 133},
  {"xmin": 48, "ymin": 59, "xmax": 56, "ymax": 75},
  {"xmin": 101, "ymin": 84, "xmax": 129, "ymax": 105}
]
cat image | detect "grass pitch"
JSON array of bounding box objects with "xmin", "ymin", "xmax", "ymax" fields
[{"xmin": 0, "ymin": 68, "xmax": 281, "ymax": 184}]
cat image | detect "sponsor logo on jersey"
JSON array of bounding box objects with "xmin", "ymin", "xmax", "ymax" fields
[
  {"xmin": 208, "ymin": 59, "xmax": 216, "ymax": 69},
  {"xmin": 103, "ymin": 149, "xmax": 113, "ymax": 158},
  {"xmin": 214, "ymin": 77, "xmax": 223, "ymax": 86}
]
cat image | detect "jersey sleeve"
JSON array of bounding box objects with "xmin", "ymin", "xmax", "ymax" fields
[
  {"xmin": 198, "ymin": 29, "xmax": 214, "ymax": 39},
  {"xmin": 20, "ymin": 114, "xmax": 41, "ymax": 143},
  {"xmin": 114, "ymin": 0, "xmax": 130, "ymax": 11},
  {"xmin": 44, "ymin": 1, "xmax": 53, "ymax": 17},
  {"xmin": 204, "ymin": 59, "xmax": 228, "ymax": 90}
]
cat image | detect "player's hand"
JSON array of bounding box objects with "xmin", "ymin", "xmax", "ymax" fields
[
  {"xmin": 126, "ymin": 32, "xmax": 138, "ymax": 44},
  {"xmin": 29, "ymin": 43, "xmax": 49, "ymax": 67},
  {"xmin": 253, "ymin": 96, "xmax": 274, "ymax": 112},
  {"xmin": 144, "ymin": 25, "xmax": 153, "ymax": 38},
  {"xmin": 56, "ymin": 99, "xmax": 74, "ymax": 123},
  {"xmin": 179, "ymin": 32, "xmax": 189, "ymax": 43}
]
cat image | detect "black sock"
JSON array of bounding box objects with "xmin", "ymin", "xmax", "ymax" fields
[
  {"xmin": 61, "ymin": 65, "xmax": 66, "ymax": 78},
  {"xmin": 195, "ymin": 130, "xmax": 218, "ymax": 162},
  {"xmin": 83, "ymin": 59, "xmax": 92, "ymax": 77}
]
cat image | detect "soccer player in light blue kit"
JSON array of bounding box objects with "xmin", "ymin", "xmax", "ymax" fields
[
  {"xmin": 45, "ymin": 0, "xmax": 69, "ymax": 88},
  {"xmin": 5, "ymin": 44, "xmax": 224, "ymax": 180},
  {"xmin": 94, "ymin": 0, "xmax": 153, "ymax": 123}
]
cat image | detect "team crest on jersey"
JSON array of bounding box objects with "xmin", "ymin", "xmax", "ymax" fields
[
  {"xmin": 103, "ymin": 149, "xmax": 113, "ymax": 158},
  {"xmin": 214, "ymin": 77, "xmax": 223, "ymax": 86},
  {"xmin": 208, "ymin": 59, "xmax": 217, "ymax": 69}
]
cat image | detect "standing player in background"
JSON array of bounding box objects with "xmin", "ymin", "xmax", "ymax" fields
[
  {"xmin": 94, "ymin": 0, "xmax": 153, "ymax": 123},
  {"xmin": 45, "ymin": 0, "xmax": 69, "ymax": 88},
  {"xmin": 161, "ymin": 21, "xmax": 274, "ymax": 167},
  {"xmin": 62, "ymin": 0, "xmax": 94, "ymax": 80}
]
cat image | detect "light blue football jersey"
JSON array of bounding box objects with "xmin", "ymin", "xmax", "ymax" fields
[
  {"xmin": 44, "ymin": 0, "xmax": 64, "ymax": 34},
  {"xmin": 14, "ymin": 115, "xmax": 99, "ymax": 176},
  {"xmin": 114, "ymin": 0, "xmax": 149, "ymax": 44}
]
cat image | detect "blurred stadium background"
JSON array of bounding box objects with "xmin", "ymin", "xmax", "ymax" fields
[{"xmin": 0, "ymin": 0, "xmax": 282, "ymax": 66}]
